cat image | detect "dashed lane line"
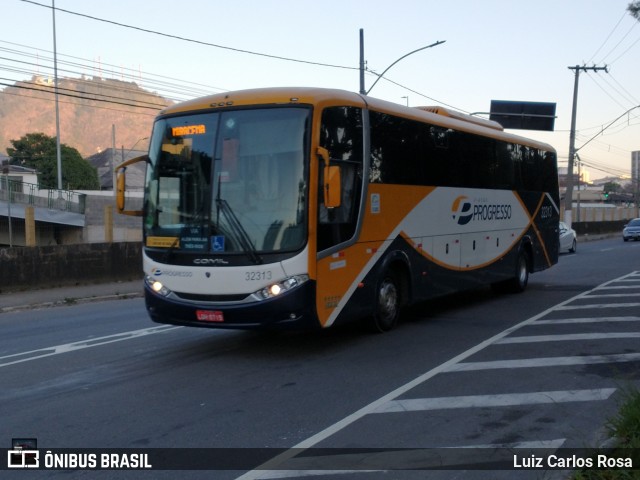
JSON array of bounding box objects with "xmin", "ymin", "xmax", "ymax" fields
[{"xmin": 0, "ymin": 325, "xmax": 181, "ymax": 368}]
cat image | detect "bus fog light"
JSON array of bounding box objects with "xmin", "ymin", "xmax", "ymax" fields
[{"xmin": 254, "ymin": 274, "xmax": 309, "ymax": 300}]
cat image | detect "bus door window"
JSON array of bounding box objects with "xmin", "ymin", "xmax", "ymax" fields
[{"xmin": 317, "ymin": 106, "xmax": 364, "ymax": 252}]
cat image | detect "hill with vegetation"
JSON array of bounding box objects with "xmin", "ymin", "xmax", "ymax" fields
[{"xmin": 0, "ymin": 76, "xmax": 171, "ymax": 158}]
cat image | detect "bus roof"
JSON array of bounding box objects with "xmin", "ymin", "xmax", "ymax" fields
[{"xmin": 159, "ymin": 87, "xmax": 555, "ymax": 153}]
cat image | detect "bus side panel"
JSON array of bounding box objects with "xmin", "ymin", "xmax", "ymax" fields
[
  {"xmin": 328, "ymin": 233, "xmax": 527, "ymax": 328},
  {"xmin": 316, "ymin": 185, "xmax": 557, "ymax": 328}
]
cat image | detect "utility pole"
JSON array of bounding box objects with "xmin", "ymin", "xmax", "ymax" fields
[{"xmin": 565, "ymin": 64, "xmax": 608, "ymax": 226}]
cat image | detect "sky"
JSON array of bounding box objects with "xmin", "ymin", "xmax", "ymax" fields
[{"xmin": 2, "ymin": 0, "xmax": 639, "ymax": 181}]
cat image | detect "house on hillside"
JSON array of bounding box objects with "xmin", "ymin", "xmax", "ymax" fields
[{"xmin": 86, "ymin": 148, "xmax": 146, "ymax": 191}]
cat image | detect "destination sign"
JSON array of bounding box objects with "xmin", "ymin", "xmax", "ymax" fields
[{"xmin": 171, "ymin": 125, "xmax": 206, "ymax": 136}]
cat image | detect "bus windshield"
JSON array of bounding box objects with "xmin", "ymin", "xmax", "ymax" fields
[{"xmin": 144, "ymin": 107, "xmax": 309, "ymax": 256}]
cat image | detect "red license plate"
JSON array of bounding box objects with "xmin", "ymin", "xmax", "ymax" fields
[{"xmin": 196, "ymin": 310, "xmax": 224, "ymax": 322}]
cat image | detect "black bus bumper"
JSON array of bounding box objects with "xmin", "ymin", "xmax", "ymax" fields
[{"xmin": 144, "ymin": 281, "xmax": 319, "ymax": 330}]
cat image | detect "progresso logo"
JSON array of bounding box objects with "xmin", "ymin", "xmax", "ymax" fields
[
  {"xmin": 451, "ymin": 195, "xmax": 474, "ymax": 225},
  {"xmin": 451, "ymin": 195, "xmax": 512, "ymax": 226},
  {"xmin": 150, "ymin": 267, "xmax": 193, "ymax": 277}
]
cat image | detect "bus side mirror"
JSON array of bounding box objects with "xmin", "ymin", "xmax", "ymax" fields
[
  {"xmin": 317, "ymin": 147, "xmax": 341, "ymax": 209},
  {"xmin": 115, "ymin": 155, "xmax": 147, "ymax": 216}
]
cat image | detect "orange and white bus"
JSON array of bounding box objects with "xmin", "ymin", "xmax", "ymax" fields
[{"xmin": 116, "ymin": 87, "xmax": 559, "ymax": 332}]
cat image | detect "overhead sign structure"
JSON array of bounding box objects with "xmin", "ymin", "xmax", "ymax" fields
[{"xmin": 489, "ymin": 100, "xmax": 557, "ymax": 131}]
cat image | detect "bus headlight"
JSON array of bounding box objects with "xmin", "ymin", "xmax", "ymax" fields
[
  {"xmin": 253, "ymin": 274, "xmax": 309, "ymax": 300},
  {"xmin": 145, "ymin": 275, "xmax": 172, "ymax": 297}
]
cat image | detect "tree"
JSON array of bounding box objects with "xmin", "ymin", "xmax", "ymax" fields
[
  {"xmin": 7, "ymin": 133, "xmax": 99, "ymax": 190},
  {"xmin": 629, "ymin": 1, "xmax": 640, "ymax": 20},
  {"xmin": 603, "ymin": 181, "xmax": 622, "ymax": 193}
]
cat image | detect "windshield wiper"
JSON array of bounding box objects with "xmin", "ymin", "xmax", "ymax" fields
[{"xmin": 215, "ymin": 179, "xmax": 263, "ymax": 265}]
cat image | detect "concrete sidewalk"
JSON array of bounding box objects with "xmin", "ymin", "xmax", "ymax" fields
[{"xmin": 0, "ymin": 279, "xmax": 144, "ymax": 313}]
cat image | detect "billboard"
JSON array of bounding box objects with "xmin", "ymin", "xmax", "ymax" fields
[{"xmin": 489, "ymin": 100, "xmax": 556, "ymax": 131}]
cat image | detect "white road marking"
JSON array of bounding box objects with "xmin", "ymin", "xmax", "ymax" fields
[
  {"xmin": 449, "ymin": 353, "xmax": 640, "ymax": 372},
  {"xmin": 598, "ymin": 285, "xmax": 640, "ymax": 290},
  {"xmin": 372, "ymin": 389, "xmax": 616, "ymax": 413},
  {"xmin": 0, "ymin": 325, "xmax": 180, "ymax": 368},
  {"xmin": 556, "ymin": 302, "xmax": 640, "ymax": 310},
  {"xmin": 584, "ymin": 293, "xmax": 640, "ymax": 298},
  {"xmin": 234, "ymin": 272, "xmax": 638, "ymax": 480},
  {"xmin": 534, "ymin": 316, "xmax": 640, "ymax": 324},
  {"xmin": 497, "ymin": 332, "xmax": 640, "ymax": 343}
]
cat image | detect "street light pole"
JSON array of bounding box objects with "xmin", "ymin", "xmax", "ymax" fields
[{"xmin": 359, "ymin": 33, "xmax": 446, "ymax": 96}]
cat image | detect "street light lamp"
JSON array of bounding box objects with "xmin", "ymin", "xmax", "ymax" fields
[{"xmin": 359, "ymin": 29, "xmax": 445, "ymax": 96}]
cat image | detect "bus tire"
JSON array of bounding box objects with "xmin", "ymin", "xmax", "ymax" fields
[
  {"xmin": 492, "ymin": 248, "xmax": 530, "ymax": 294},
  {"xmin": 507, "ymin": 248, "xmax": 530, "ymax": 293},
  {"xmin": 371, "ymin": 271, "xmax": 401, "ymax": 333}
]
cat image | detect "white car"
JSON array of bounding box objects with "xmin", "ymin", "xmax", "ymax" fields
[
  {"xmin": 623, "ymin": 218, "xmax": 640, "ymax": 242},
  {"xmin": 559, "ymin": 221, "xmax": 577, "ymax": 253}
]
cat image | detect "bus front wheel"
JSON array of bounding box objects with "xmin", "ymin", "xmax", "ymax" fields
[{"xmin": 371, "ymin": 272, "xmax": 401, "ymax": 332}]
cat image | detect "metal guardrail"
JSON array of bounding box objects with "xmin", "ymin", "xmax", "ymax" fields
[{"xmin": 0, "ymin": 178, "xmax": 86, "ymax": 214}]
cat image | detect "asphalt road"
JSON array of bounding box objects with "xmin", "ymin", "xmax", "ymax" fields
[{"xmin": 1, "ymin": 237, "xmax": 639, "ymax": 479}]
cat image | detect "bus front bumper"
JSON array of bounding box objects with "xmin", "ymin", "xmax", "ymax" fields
[{"xmin": 144, "ymin": 281, "xmax": 318, "ymax": 330}]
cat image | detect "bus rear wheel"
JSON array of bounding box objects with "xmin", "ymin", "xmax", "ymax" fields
[
  {"xmin": 507, "ymin": 249, "xmax": 530, "ymax": 293},
  {"xmin": 371, "ymin": 272, "xmax": 401, "ymax": 332},
  {"xmin": 492, "ymin": 248, "xmax": 530, "ymax": 294}
]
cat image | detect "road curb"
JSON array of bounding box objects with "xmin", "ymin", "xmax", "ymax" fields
[{"xmin": 0, "ymin": 291, "xmax": 144, "ymax": 314}]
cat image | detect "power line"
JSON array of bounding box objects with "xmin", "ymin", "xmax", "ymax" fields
[
  {"xmin": 0, "ymin": 40, "xmax": 220, "ymax": 102},
  {"xmin": 0, "ymin": 76, "xmax": 169, "ymax": 109},
  {"xmin": 586, "ymin": 71, "xmax": 629, "ymax": 111},
  {"xmin": 0, "ymin": 79, "xmax": 164, "ymax": 110},
  {"xmin": 16, "ymin": 0, "xmax": 457, "ymax": 110},
  {"xmin": 19, "ymin": 0, "xmax": 359, "ymax": 72},
  {"xmin": 576, "ymin": 104, "xmax": 640, "ymax": 153},
  {"xmin": 608, "ymin": 72, "xmax": 640, "ymax": 105},
  {"xmin": 597, "ymin": 20, "xmax": 640, "ymax": 64},
  {"xmin": 608, "ymin": 32, "xmax": 640, "ymax": 65},
  {"xmin": 0, "ymin": 87, "xmax": 158, "ymax": 117},
  {"xmin": 579, "ymin": 157, "xmax": 630, "ymax": 178},
  {"xmin": 587, "ymin": 11, "xmax": 628, "ymax": 63}
]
